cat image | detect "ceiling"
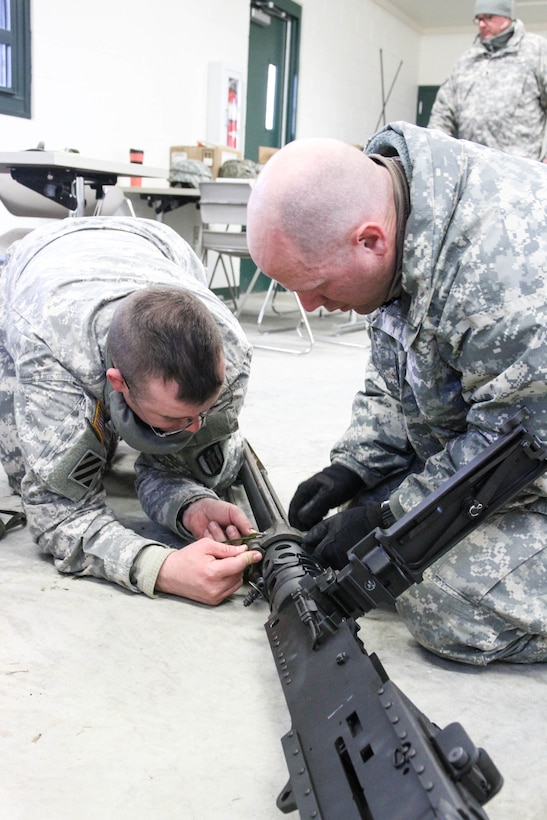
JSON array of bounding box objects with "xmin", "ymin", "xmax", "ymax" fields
[{"xmin": 371, "ymin": 0, "xmax": 547, "ymax": 33}]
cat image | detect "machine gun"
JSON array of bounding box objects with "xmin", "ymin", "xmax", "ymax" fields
[{"xmin": 234, "ymin": 409, "xmax": 547, "ymax": 819}]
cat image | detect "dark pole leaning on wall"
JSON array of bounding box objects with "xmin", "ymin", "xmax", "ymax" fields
[{"xmin": 375, "ymin": 48, "xmax": 404, "ymax": 131}]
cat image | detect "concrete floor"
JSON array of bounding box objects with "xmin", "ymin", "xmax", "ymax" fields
[{"xmin": 1, "ymin": 295, "xmax": 546, "ymax": 820}]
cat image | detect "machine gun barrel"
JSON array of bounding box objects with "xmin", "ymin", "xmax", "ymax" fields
[{"xmin": 237, "ymin": 441, "xmax": 290, "ymax": 531}]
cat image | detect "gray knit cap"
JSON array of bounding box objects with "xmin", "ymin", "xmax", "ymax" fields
[{"xmin": 474, "ymin": 0, "xmax": 515, "ymax": 17}]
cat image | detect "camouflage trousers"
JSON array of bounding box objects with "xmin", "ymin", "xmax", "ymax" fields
[
  {"xmin": 396, "ymin": 509, "xmax": 547, "ymax": 665},
  {"xmin": 0, "ymin": 326, "xmax": 25, "ymax": 493}
]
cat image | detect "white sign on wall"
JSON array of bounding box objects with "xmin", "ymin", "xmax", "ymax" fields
[{"xmin": 207, "ymin": 62, "xmax": 245, "ymax": 152}]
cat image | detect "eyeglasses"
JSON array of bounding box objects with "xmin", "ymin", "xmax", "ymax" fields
[
  {"xmin": 149, "ymin": 390, "xmax": 233, "ymax": 437},
  {"xmin": 120, "ymin": 371, "xmax": 233, "ymax": 436},
  {"xmin": 474, "ymin": 14, "xmax": 494, "ymax": 24}
]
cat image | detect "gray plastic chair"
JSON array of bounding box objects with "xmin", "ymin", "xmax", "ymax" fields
[
  {"xmin": 199, "ymin": 180, "xmax": 314, "ymax": 354},
  {"xmin": 199, "ymin": 180, "xmax": 252, "ymax": 311}
]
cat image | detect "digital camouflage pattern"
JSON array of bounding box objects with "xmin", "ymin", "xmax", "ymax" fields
[
  {"xmin": 169, "ymin": 158, "xmax": 213, "ymax": 188},
  {"xmin": 0, "ymin": 217, "xmax": 252, "ymax": 594},
  {"xmin": 331, "ymin": 122, "xmax": 547, "ymax": 664},
  {"xmin": 218, "ymin": 159, "xmax": 259, "ymax": 178},
  {"xmin": 428, "ymin": 20, "xmax": 547, "ymax": 160}
]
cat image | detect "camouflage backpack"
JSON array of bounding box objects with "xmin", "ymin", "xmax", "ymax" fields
[{"xmin": 169, "ymin": 158, "xmax": 213, "ymax": 188}]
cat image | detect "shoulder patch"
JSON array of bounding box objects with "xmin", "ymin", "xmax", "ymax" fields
[{"xmin": 69, "ymin": 450, "xmax": 106, "ymax": 489}]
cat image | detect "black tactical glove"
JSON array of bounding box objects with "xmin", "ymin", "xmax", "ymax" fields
[
  {"xmin": 288, "ymin": 464, "xmax": 363, "ymax": 530},
  {"xmin": 302, "ymin": 501, "xmax": 394, "ymax": 570}
]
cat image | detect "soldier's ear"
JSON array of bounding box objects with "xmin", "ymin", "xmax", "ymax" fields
[
  {"xmin": 355, "ymin": 222, "xmax": 388, "ymax": 255},
  {"xmin": 106, "ymin": 368, "xmax": 126, "ymax": 393}
]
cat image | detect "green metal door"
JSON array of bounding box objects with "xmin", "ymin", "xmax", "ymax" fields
[
  {"xmin": 242, "ymin": 1, "xmax": 301, "ymax": 290},
  {"xmin": 416, "ymin": 85, "xmax": 440, "ymax": 126},
  {"xmin": 246, "ymin": 15, "xmax": 287, "ymax": 161},
  {"xmin": 245, "ymin": 0, "xmax": 301, "ymax": 162}
]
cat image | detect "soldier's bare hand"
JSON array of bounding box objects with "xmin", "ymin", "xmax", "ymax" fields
[
  {"xmin": 182, "ymin": 498, "xmax": 255, "ymax": 542},
  {"xmin": 155, "ymin": 539, "xmax": 262, "ymax": 605}
]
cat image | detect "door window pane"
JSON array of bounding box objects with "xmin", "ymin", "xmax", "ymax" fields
[
  {"xmin": 0, "ymin": 0, "xmax": 30, "ymax": 118},
  {"xmin": 265, "ymin": 64, "xmax": 277, "ymax": 130},
  {"xmin": 0, "ymin": 0, "xmax": 11, "ymax": 30},
  {"xmin": 0, "ymin": 43, "xmax": 11, "ymax": 88}
]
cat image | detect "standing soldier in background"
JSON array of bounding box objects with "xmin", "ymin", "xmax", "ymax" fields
[{"xmin": 428, "ymin": 0, "xmax": 547, "ymax": 161}]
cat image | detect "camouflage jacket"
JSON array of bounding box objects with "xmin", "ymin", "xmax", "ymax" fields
[
  {"xmin": 0, "ymin": 217, "xmax": 252, "ymax": 592},
  {"xmin": 428, "ymin": 20, "xmax": 547, "ymax": 160},
  {"xmin": 331, "ymin": 122, "xmax": 547, "ymax": 520}
]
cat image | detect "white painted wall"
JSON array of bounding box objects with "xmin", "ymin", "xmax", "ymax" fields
[
  {"xmin": 0, "ymin": 0, "xmax": 420, "ymax": 167},
  {"xmin": 0, "ymin": 0, "xmax": 251, "ymax": 166},
  {"xmin": 1, "ymin": 2, "xmax": 546, "ymax": 167},
  {"xmin": 419, "ymin": 31, "xmax": 475, "ymax": 86},
  {"xmin": 296, "ymin": 0, "xmax": 420, "ymax": 144}
]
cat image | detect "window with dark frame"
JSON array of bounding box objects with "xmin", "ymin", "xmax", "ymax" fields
[{"xmin": 0, "ymin": 0, "xmax": 30, "ymax": 119}]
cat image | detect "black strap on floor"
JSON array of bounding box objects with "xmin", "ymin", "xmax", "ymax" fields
[{"xmin": 0, "ymin": 509, "xmax": 27, "ymax": 540}]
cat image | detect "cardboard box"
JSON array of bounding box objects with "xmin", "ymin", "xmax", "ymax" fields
[
  {"xmin": 258, "ymin": 145, "xmax": 280, "ymax": 165},
  {"xmin": 170, "ymin": 144, "xmax": 241, "ymax": 178}
]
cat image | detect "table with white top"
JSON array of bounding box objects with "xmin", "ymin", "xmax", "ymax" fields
[
  {"xmin": 120, "ymin": 184, "xmax": 200, "ymax": 221},
  {"xmin": 0, "ymin": 150, "xmax": 167, "ymax": 217}
]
